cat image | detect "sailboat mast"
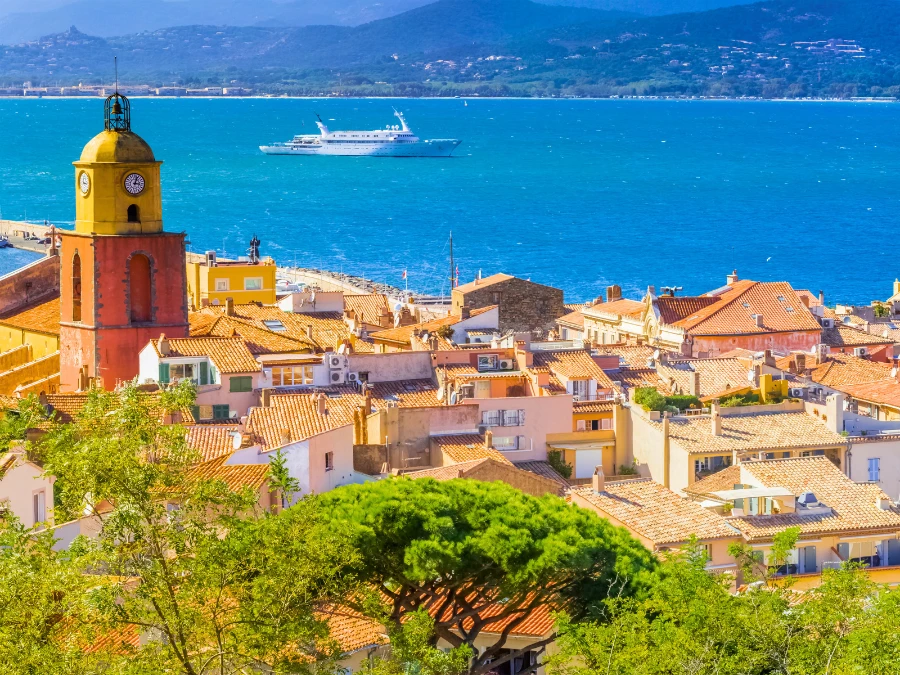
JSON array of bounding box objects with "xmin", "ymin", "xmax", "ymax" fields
[{"xmin": 448, "ymin": 231, "xmax": 454, "ymax": 297}]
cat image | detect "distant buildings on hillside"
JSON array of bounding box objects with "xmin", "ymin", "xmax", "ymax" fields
[{"xmin": 0, "ymin": 84, "xmax": 252, "ymax": 97}]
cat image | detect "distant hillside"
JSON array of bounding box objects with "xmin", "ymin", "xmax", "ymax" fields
[{"xmin": 0, "ymin": 0, "xmax": 898, "ymax": 99}]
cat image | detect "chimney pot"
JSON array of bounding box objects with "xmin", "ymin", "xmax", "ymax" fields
[
  {"xmin": 158, "ymin": 333, "xmax": 170, "ymax": 356},
  {"xmin": 606, "ymin": 284, "xmax": 622, "ymax": 303},
  {"xmin": 754, "ymin": 314, "xmax": 764, "ymax": 328},
  {"xmin": 317, "ymin": 393, "xmax": 327, "ymax": 415},
  {"xmin": 711, "ymin": 413, "xmax": 723, "ymax": 436},
  {"xmin": 592, "ymin": 465, "xmax": 606, "ymax": 493},
  {"xmin": 727, "ymin": 270, "xmax": 739, "ymax": 285},
  {"xmin": 460, "ymin": 305, "xmax": 471, "ymax": 320},
  {"xmin": 818, "ymin": 290, "xmax": 825, "ymax": 305},
  {"xmin": 484, "ymin": 430, "xmax": 493, "ymax": 449},
  {"xmin": 225, "ymin": 297, "xmax": 235, "ymax": 316},
  {"xmin": 690, "ymin": 370, "xmax": 701, "ymax": 397},
  {"xmin": 306, "ymin": 325, "xmax": 314, "ymax": 339},
  {"xmin": 261, "ymin": 388, "xmax": 272, "ymax": 408},
  {"xmin": 280, "ymin": 428, "xmax": 291, "ymax": 446}
]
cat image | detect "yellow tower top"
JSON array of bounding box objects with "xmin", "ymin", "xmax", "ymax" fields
[{"xmin": 73, "ymin": 92, "xmax": 163, "ymax": 236}]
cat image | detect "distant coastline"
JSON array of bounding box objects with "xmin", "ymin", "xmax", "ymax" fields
[{"xmin": 0, "ymin": 95, "xmax": 896, "ymax": 102}]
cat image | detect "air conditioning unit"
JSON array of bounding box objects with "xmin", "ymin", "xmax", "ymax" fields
[
  {"xmin": 347, "ymin": 372, "xmax": 360, "ymax": 383},
  {"xmin": 498, "ymin": 359, "xmax": 514, "ymax": 370},
  {"xmin": 477, "ymin": 425, "xmax": 489, "ymax": 435},
  {"xmin": 854, "ymin": 347, "xmax": 869, "ymax": 357},
  {"xmin": 328, "ymin": 354, "xmax": 345, "ymax": 369},
  {"xmin": 789, "ymin": 388, "xmax": 805, "ymax": 398},
  {"xmin": 821, "ymin": 318, "xmax": 834, "ymax": 328},
  {"xmin": 330, "ymin": 371, "xmax": 346, "ymax": 384}
]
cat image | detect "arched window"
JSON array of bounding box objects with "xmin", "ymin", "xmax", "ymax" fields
[
  {"xmin": 129, "ymin": 254, "xmax": 152, "ymax": 323},
  {"xmin": 72, "ymin": 253, "xmax": 82, "ymax": 322},
  {"xmin": 127, "ymin": 204, "xmax": 140, "ymax": 223}
]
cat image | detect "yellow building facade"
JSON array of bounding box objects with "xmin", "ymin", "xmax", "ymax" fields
[{"xmin": 186, "ymin": 257, "xmax": 277, "ymax": 310}]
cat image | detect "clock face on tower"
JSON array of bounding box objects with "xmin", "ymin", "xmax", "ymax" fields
[
  {"xmin": 124, "ymin": 173, "xmax": 146, "ymax": 196},
  {"xmin": 79, "ymin": 171, "xmax": 90, "ymax": 195}
]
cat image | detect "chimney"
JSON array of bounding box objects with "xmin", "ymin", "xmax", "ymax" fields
[
  {"xmin": 317, "ymin": 393, "xmax": 327, "ymax": 416},
  {"xmin": 280, "ymin": 428, "xmax": 292, "ymax": 446},
  {"xmin": 592, "ymin": 465, "xmax": 606, "ymax": 493},
  {"xmin": 484, "ymin": 430, "xmax": 493, "ymax": 449},
  {"xmin": 261, "ymin": 388, "xmax": 272, "ymax": 408},
  {"xmin": 799, "ymin": 294, "xmax": 810, "ymax": 308},
  {"xmin": 364, "ymin": 390, "xmax": 373, "ymax": 415},
  {"xmin": 225, "ymin": 297, "xmax": 235, "ymax": 316},
  {"xmin": 690, "ymin": 371, "xmax": 701, "ymax": 397},
  {"xmin": 460, "ymin": 305, "xmax": 471, "ymax": 320},
  {"xmin": 606, "ymin": 284, "xmax": 622, "ymax": 303},
  {"xmin": 727, "ymin": 270, "xmax": 739, "ymax": 285},
  {"xmin": 764, "ymin": 349, "xmax": 776, "ymax": 368},
  {"xmin": 647, "ymin": 285, "xmax": 656, "ymax": 297},
  {"xmin": 795, "ymin": 353, "xmax": 806, "ymax": 372},
  {"xmin": 711, "ymin": 413, "xmax": 723, "ymax": 436},
  {"xmin": 158, "ymin": 333, "xmax": 170, "ymax": 356},
  {"xmin": 306, "ymin": 325, "xmax": 314, "ymax": 339},
  {"xmin": 754, "ymin": 314, "xmax": 764, "ymax": 328},
  {"xmin": 877, "ymin": 496, "xmax": 893, "ymax": 510},
  {"xmin": 818, "ymin": 290, "xmax": 825, "ymax": 306}
]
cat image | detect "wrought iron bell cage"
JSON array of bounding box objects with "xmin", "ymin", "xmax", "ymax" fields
[{"xmin": 104, "ymin": 92, "xmax": 131, "ymax": 132}]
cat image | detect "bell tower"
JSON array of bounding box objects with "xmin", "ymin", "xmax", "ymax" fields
[{"xmin": 59, "ymin": 92, "xmax": 189, "ymax": 392}]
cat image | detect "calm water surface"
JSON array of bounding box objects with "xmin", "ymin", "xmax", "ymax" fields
[{"xmin": 0, "ymin": 98, "xmax": 897, "ymax": 303}]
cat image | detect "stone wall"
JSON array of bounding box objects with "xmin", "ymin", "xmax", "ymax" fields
[
  {"xmin": 465, "ymin": 461, "xmax": 563, "ymax": 497},
  {"xmin": 0, "ymin": 256, "xmax": 60, "ymax": 317},
  {"xmin": 452, "ymin": 277, "xmax": 566, "ymax": 333},
  {"xmin": 353, "ymin": 444, "xmax": 389, "ymax": 475}
]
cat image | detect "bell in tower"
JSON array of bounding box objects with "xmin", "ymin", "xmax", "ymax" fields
[{"xmin": 57, "ymin": 78, "xmax": 189, "ymax": 392}]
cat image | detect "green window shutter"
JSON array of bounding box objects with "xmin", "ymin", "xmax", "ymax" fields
[
  {"xmin": 230, "ymin": 376, "xmax": 252, "ymax": 393},
  {"xmin": 158, "ymin": 363, "xmax": 170, "ymax": 384},
  {"xmin": 199, "ymin": 361, "xmax": 209, "ymax": 386},
  {"xmin": 213, "ymin": 405, "xmax": 230, "ymax": 420},
  {"xmin": 191, "ymin": 405, "xmax": 200, "ymax": 422}
]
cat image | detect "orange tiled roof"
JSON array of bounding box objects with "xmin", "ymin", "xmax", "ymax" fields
[
  {"xmin": 531, "ymin": 349, "xmax": 615, "ymax": 389},
  {"xmin": 201, "ymin": 305, "xmax": 349, "ymax": 353},
  {"xmin": 684, "ymin": 465, "xmax": 743, "ymax": 497},
  {"xmin": 84, "ymin": 624, "xmax": 140, "ymax": 655},
  {"xmin": 656, "ymin": 358, "xmax": 749, "ymax": 399},
  {"xmin": 665, "ymin": 281, "xmax": 822, "ymax": 335},
  {"xmin": 453, "ymin": 273, "xmax": 514, "ymax": 294},
  {"xmin": 728, "ymin": 456, "xmax": 900, "ymax": 541},
  {"xmin": 572, "ymin": 479, "xmax": 738, "ymax": 545},
  {"xmin": 822, "ymin": 324, "xmax": 893, "ymax": 348},
  {"xmin": 431, "ymin": 434, "xmax": 512, "ymax": 465},
  {"xmin": 802, "ymin": 352, "xmax": 894, "ymax": 388},
  {"xmin": 315, "ymin": 379, "xmax": 441, "ymax": 408},
  {"xmin": 370, "ymin": 306, "xmax": 497, "ymax": 346},
  {"xmin": 320, "ymin": 605, "xmax": 386, "ymax": 653},
  {"xmin": 151, "ymin": 336, "xmax": 260, "ymax": 374},
  {"xmin": 652, "ymin": 411, "xmax": 847, "ymax": 455},
  {"xmin": 0, "ymin": 296, "xmax": 60, "ymax": 335},
  {"xmin": 186, "ymin": 424, "xmax": 241, "ymax": 462},
  {"xmin": 573, "ymin": 400, "xmax": 614, "ymax": 413},
  {"xmin": 555, "ymin": 309, "xmax": 584, "ymax": 329},
  {"xmin": 656, "ymin": 296, "xmax": 719, "ymax": 326},
  {"xmin": 840, "ymin": 380, "xmax": 900, "ymax": 410},
  {"xmin": 344, "ymin": 294, "xmax": 391, "ymax": 326},
  {"xmin": 609, "ymin": 367, "xmax": 658, "ymax": 391},
  {"xmin": 247, "ymin": 394, "xmax": 360, "ymax": 449},
  {"xmin": 513, "ymin": 460, "xmax": 572, "ymax": 491},
  {"xmin": 186, "ymin": 454, "xmax": 270, "ymax": 493},
  {"xmin": 592, "ymin": 344, "xmax": 658, "ymax": 368},
  {"xmin": 190, "ymin": 313, "xmax": 314, "ymax": 355},
  {"xmin": 583, "ymin": 298, "xmax": 645, "ymax": 319},
  {"xmin": 44, "ymin": 392, "xmax": 196, "ymax": 425}
]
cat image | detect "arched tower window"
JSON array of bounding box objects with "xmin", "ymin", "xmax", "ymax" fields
[
  {"xmin": 72, "ymin": 253, "xmax": 82, "ymax": 322},
  {"xmin": 129, "ymin": 254, "xmax": 152, "ymax": 323},
  {"xmin": 127, "ymin": 204, "xmax": 140, "ymax": 223}
]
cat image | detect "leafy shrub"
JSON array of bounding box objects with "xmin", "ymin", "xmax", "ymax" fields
[
  {"xmin": 547, "ymin": 449, "xmax": 573, "ymax": 480},
  {"xmin": 634, "ymin": 387, "xmax": 667, "ymax": 412}
]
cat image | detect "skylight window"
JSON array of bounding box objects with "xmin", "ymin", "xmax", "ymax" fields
[
  {"xmin": 786, "ymin": 307, "xmax": 794, "ymax": 312},
  {"xmin": 777, "ymin": 295, "xmax": 786, "ymax": 302},
  {"xmin": 742, "ymin": 302, "xmax": 751, "ymax": 309},
  {"xmin": 263, "ymin": 320, "xmax": 287, "ymax": 331}
]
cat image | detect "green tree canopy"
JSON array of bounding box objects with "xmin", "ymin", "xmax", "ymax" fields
[{"xmin": 319, "ymin": 477, "xmax": 656, "ymax": 675}]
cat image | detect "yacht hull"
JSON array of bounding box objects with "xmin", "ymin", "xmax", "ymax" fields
[{"xmin": 260, "ymin": 139, "xmax": 461, "ymax": 157}]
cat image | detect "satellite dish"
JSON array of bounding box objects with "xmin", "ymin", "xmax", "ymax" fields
[
  {"xmin": 437, "ymin": 386, "xmax": 445, "ymax": 401},
  {"xmin": 232, "ymin": 432, "xmax": 243, "ymax": 450},
  {"xmin": 653, "ymin": 349, "xmax": 660, "ymax": 359},
  {"xmin": 394, "ymin": 303, "xmax": 404, "ymax": 312},
  {"xmin": 747, "ymin": 370, "xmax": 756, "ymax": 383},
  {"xmin": 842, "ymin": 316, "xmax": 852, "ymax": 324}
]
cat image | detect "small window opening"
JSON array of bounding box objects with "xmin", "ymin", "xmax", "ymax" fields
[{"xmin": 127, "ymin": 204, "xmax": 140, "ymax": 223}]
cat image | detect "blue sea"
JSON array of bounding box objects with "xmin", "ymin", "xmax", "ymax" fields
[{"xmin": 1, "ymin": 98, "xmax": 897, "ymax": 304}]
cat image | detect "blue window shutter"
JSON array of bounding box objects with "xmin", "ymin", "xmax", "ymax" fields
[
  {"xmin": 158, "ymin": 363, "xmax": 170, "ymax": 384},
  {"xmin": 199, "ymin": 361, "xmax": 209, "ymax": 386},
  {"xmin": 838, "ymin": 543, "xmax": 850, "ymax": 560},
  {"xmin": 804, "ymin": 546, "xmax": 816, "ymax": 574}
]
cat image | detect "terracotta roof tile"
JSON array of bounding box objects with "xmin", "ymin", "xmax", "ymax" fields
[
  {"xmin": 190, "ymin": 313, "xmax": 313, "ymax": 354},
  {"xmin": 839, "ymin": 380, "xmax": 900, "ymax": 409},
  {"xmin": 200, "ymin": 305, "xmax": 347, "ymax": 353},
  {"xmin": 453, "ymin": 273, "xmax": 514, "ymax": 294},
  {"xmin": 84, "ymin": 624, "xmax": 140, "ymax": 655},
  {"xmin": 0, "ymin": 296, "xmax": 60, "ymax": 335},
  {"xmin": 44, "ymin": 392, "xmax": 196, "ymax": 425},
  {"xmin": 582, "ymin": 298, "xmax": 645, "ymax": 319},
  {"xmin": 656, "ymin": 296, "xmax": 719, "ymax": 326},
  {"xmin": 344, "ymin": 294, "xmax": 392, "ymax": 327},
  {"xmin": 370, "ymin": 306, "xmax": 496, "ymax": 346},
  {"xmin": 727, "ymin": 456, "xmax": 900, "ymax": 541},
  {"xmin": 821, "ymin": 324, "xmax": 893, "ymax": 348},
  {"xmin": 247, "ymin": 394, "xmax": 359, "ymax": 449},
  {"xmin": 151, "ymin": 337, "xmax": 260, "ymax": 374},
  {"xmin": 656, "ymin": 358, "xmax": 749, "ymax": 398},
  {"xmin": 684, "ymin": 465, "xmax": 743, "ymax": 497},
  {"xmin": 513, "ymin": 460, "xmax": 572, "ymax": 491},
  {"xmin": 186, "ymin": 453, "xmax": 270, "ymax": 493},
  {"xmin": 572, "ymin": 479, "xmax": 738, "ymax": 545},
  {"xmin": 651, "ymin": 411, "xmax": 847, "ymax": 455},
  {"xmin": 573, "ymin": 400, "xmax": 615, "ymax": 413},
  {"xmin": 186, "ymin": 424, "xmax": 241, "ymax": 462},
  {"xmin": 592, "ymin": 344, "xmax": 658, "ymax": 368},
  {"xmin": 666, "ymin": 281, "xmax": 822, "ymax": 335},
  {"xmin": 320, "ymin": 606, "xmax": 386, "ymax": 653},
  {"xmin": 431, "ymin": 434, "xmax": 512, "ymax": 465},
  {"xmin": 555, "ymin": 309, "xmax": 584, "ymax": 329},
  {"xmin": 802, "ymin": 353, "xmax": 894, "ymax": 388},
  {"xmin": 610, "ymin": 367, "xmax": 658, "ymax": 391},
  {"xmin": 531, "ymin": 349, "xmax": 615, "ymax": 389}
]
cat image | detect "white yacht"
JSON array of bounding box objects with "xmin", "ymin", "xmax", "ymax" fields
[{"xmin": 259, "ymin": 110, "xmax": 461, "ymax": 157}]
